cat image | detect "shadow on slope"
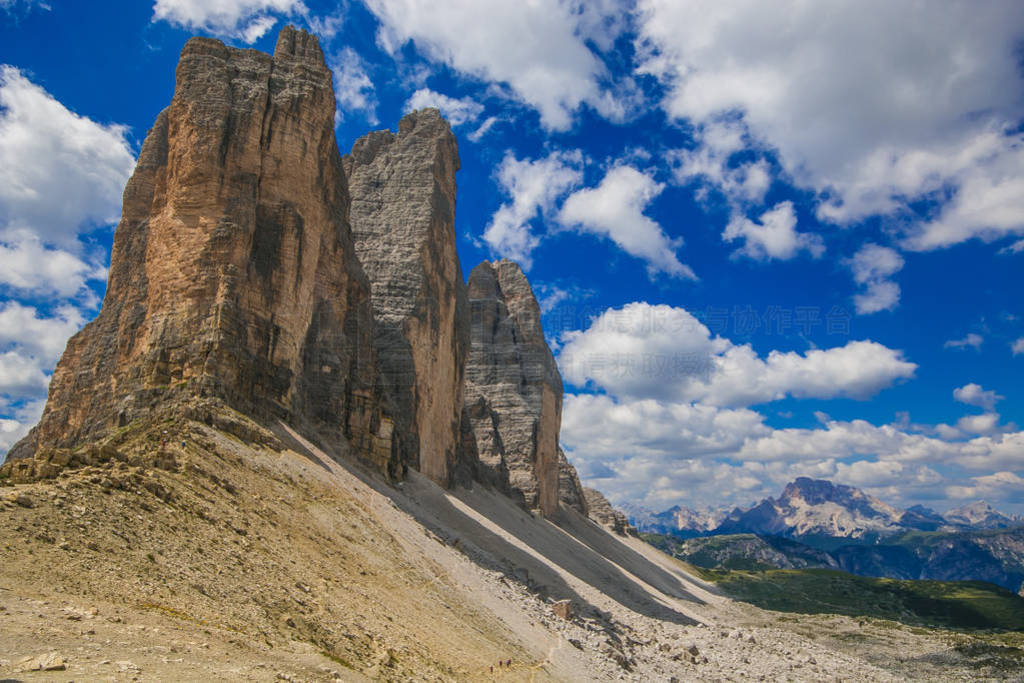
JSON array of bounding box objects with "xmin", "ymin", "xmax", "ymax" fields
[
  {"xmin": 278, "ymin": 424, "xmax": 704, "ymax": 625},
  {"xmin": 550, "ymin": 508, "xmax": 711, "ymax": 605},
  {"xmin": 404, "ymin": 480, "xmax": 702, "ymax": 626}
]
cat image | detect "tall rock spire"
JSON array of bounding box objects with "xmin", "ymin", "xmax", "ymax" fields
[
  {"xmin": 343, "ymin": 109, "xmax": 470, "ymax": 486},
  {"xmin": 8, "ymin": 27, "xmax": 397, "ymax": 475},
  {"xmin": 463, "ymin": 259, "xmax": 581, "ymax": 516},
  {"xmin": 4, "ymin": 26, "xmax": 591, "ymax": 516}
]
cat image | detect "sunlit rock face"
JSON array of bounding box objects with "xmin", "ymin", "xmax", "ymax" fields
[{"xmin": 9, "ymin": 27, "xmax": 397, "ymax": 476}]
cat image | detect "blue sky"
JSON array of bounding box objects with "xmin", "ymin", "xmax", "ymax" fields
[{"xmin": 1, "ymin": 0, "xmax": 1022, "ymax": 514}]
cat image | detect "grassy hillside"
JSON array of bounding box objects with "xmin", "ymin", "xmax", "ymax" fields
[
  {"xmin": 695, "ymin": 567, "xmax": 1024, "ymax": 631},
  {"xmin": 643, "ymin": 528, "xmax": 1024, "ymax": 594},
  {"xmin": 641, "ymin": 532, "xmax": 835, "ymax": 571}
]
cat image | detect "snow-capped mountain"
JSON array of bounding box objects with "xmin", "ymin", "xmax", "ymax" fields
[
  {"xmin": 622, "ymin": 503, "xmax": 728, "ymax": 537},
  {"xmin": 944, "ymin": 501, "xmax": 1023, "ymax": 530},
  {"xmin": 716, "ymin": 477, "xmax": 910, "ymax": 539},
  {"xmin": 632, "ymin": 477, "xmax": 1023, "ymax": 542}
]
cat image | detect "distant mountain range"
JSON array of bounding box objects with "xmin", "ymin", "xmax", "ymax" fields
[
  {"xmin": 628, "ymin": 477, "xmax": 1023, "ymax": 541},
  {"xmin": 631, "ymin": 477, "xmax": 1024, "ymax": 593},
  {"xmin": 647, "ymin": 527, "xmax": 1024, "ymax": 595}
]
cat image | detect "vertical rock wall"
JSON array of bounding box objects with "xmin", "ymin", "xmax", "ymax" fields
[
  {"xmin": 558, "ymin": 448, "xmax": 589, "ymax": 516},
  {"xmin": 463, "ymin": 260, "xmax": 564, "ymax": 515},
  {"xmin": 343, "ymin": 109, "xmax": 469, "ymax": 486},
  {"xmin": 9, "ymin": 28, "xmax": 397, "ymax": 475},
  {"xmin": 6, "ymin": 25, "xmax": 597, "ymax": 517}
]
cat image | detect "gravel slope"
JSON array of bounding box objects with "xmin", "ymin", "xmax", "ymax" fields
[{"xmin": 1, "ymin": 410, "xmax": 1016, "ymax": 680}]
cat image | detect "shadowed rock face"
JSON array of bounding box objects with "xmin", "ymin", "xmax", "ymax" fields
[
  {"xmin": 558, "ymin": 448, "xmax": 589, "ymax": 516},
  {"xmin": 8, "ymin": 27, "xmax": 398, "ymax": 475},
  {"xmin": 463, "ymin": 260, "xmax": 565, "ymax": 516},
  {"xmin": 584, "ymin": 488, "xmax": 635, "ymax": 536},
  {"xmin": 343, "ymin": 110, "xmax": 470, "ymax": 487}
]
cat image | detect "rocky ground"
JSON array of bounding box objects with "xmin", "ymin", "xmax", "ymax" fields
[{"xmin": 1, "ymin": 407, "xmax": 1020, "ymax": 681}]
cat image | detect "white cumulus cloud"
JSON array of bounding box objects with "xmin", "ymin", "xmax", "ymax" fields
[
  {"xmin": 954, "ymin": 383, "xmax": 1003, "ymax": 411},
  {"xmin": 482, "ymin": 150, "xmax": 582, "ymax": 268},
  {"xmin": 557, "ymin": 166, "xmax": 695, "ymax": 279},
  {"xmin": 669, "ymin": 118, "xmax": 772, "ymax": 206},
  {"xmin": 406, "ymin": 88, "xmax": 483, "ymax": 127},
  {"xmin": 954, "ymin": 412, "xmax": 1004, "ymax": 437},
  {"xmin": 152, "ymin": 0, "xmax": 305, "ymax": 43},
  {"xmin": 558, "ymin": 302, "xmax": 916, "ymax": 407},
  {"xmin": 0, "ymin": 235, "xmax": 106, "ymax": 299},
  {"xmin": 636, "ymin": 0, "xmax": 1024, "ymax": 249},
  {"xmin": 0, "ymin": 65, "xmax": 135, "ymax": 247},
  {"xmin": 848, "ymin": 243, "xmax": 904, "ymax": 314},
  {"xmin": 0, "ymin": 302, "xmax": 86, "ymax": 368},
  {"xmin": 329, "ymin": 48, "xmax": 378, "ymax": 125},
  {"xmin": 947, "ymin": 471, "xmax": 1024, "ymax": 501},
  {"xmin": 365, "ymin": 0, "xmax": 629, "ymax": 130},
  {"xmin": 723, "ymin": 201, "xmax": 823, "ymax": 262}
]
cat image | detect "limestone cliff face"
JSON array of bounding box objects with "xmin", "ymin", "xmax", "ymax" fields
[
  {"xmin": 342, "ymin": 110, "xmax": 469, "ymax": 486},
  {"xmin": 583, "ymin": 488, "xmax": 635, "ymax": 536},
  {"xmin": 4, "ymin": 26, "xmax": 592, "ymax": 515},
  {"xmin": 463, "ymin": 260, "xmax": 564, "ymax": 515},
  {"xmin": 558, "ymin": 448, "xmax": 589, "ymax": 516},
  {"xmin": 9, "ymin": 28, "xmax": 397, "ymax": 475}
]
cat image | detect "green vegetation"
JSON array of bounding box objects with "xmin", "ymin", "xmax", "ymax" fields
[
  {"xmin": 695, "ymin": 567, "xmax": 1024, "ymax": 631},
  {"xmin": 641, "ymin": 532, "xmax": 833, "ymax": 571},
  {"xmin": 671, "ymin": 534, "xmax": 777, "ymax": 570}
]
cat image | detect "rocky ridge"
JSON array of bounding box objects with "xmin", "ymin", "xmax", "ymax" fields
[
  {"xmin": 4, "ymin": 26, "xmax": 587, "ymax": 521},
  {"xmin": 632, "ymin": 477, "xmax": 1023, "ymax": 542},
  {"xmin": 716, "ymin": 477, "xmax": 907, "ymax": 539},
  {"xmin": 583, "ymin": 487, "xmax": 635, "ymax": 536},
  {"xmin": 944, "ymin": 501, "xmax": 1023, "ymax": 530}
]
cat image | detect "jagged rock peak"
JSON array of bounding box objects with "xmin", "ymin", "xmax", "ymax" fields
[
  {"xmin": 342, "ymin": 107, "xmax": 469, "ymax": 487},
  {"xmin": 583, "ymin": 488, "xmax": 635, "ymax": 536},
  {"xmin": 7, "ymin": 26, "xmax": 398, "ymax": 476},
  {"xmin": 463, "ymin": 258, "xmax": 575, "ymax": 516},
  {"xmin": 557, "ymin": 448, "xmax": 589, "ymax": 516},
  {"xmin": 273, "ymin": 23, "xmax": 325, "ymax": 63}
]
